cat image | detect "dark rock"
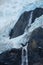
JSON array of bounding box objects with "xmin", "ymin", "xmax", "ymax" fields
[
  {"xmin": 33, "ymin": 61, "xmax": 43, "ymax": 65},
  {"xmin": 32, "ymin": 8, "xmax": 43, "ymax": 23},
  {"xmin": 0, "ymin": 27, "xmax": 43, "ymax": 65},
  {"xmin": 28, "ymin": 27, "xmax": 43, "ymax": 65},
  {"xmin": 9, "ymin": 11, "xmax": 32, "ymax": 38},
  {"xmin": 0, "ymin": 48, "xmax": 22, "ymax": 65},
  {"xmin": 9, "ymin": 8, "xmax": 43, "ymax": 38}
]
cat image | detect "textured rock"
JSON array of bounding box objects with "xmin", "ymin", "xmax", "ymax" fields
[
  {"xmin": 0, "ymin": 48, "xmax": 22, "ymax": 65},
  {"xmin": 9, "ymin": 11, "xmax": 32, "ymax": 38},
  {"xmin": 28, "ymin": 27, "xmax": 43, "ymax": 65},
  {"xmin": 0, "ymin": 7, "xmax": 43, "ymax": 65},
  {"xmin": 0, "ymin": 27, "xmax": 43, "ymax": 65},
  {"xmin": 32, "ymin": 8, "xmax": 43, "ymax": 23}
]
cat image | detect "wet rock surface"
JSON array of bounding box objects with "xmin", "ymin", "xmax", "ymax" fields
[{"xmin": 9, "ymin": 8, "xmax": 43, "ymax": 38}]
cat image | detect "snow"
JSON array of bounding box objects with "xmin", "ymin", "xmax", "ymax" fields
[
  {"xmin": 0, "ymin": 15, "xmax": 43, "ymax": 54},
  {"xmin": 21, "ymin": 15, "xmax": 43, "ymax": 45},
  {"xmin": 0, "ymin": 0, "xmax": 43, "ymax": 53},
  {"xmin": 29, "ymin": 15, "xmax": 43, "ymax": 32}
]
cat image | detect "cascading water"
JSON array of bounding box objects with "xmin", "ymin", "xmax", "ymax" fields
[
  {"xmin": 21, "ymin": 43, "xmax": 28, "ymax": 65},
  {"xmin": 21, "ymin": 11, "xmax": 33, "ymax": 65}
]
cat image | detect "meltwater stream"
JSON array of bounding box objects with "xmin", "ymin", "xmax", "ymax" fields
[{"xmin": 21, "ymin": 12, "xmax": 33, "ymax": 65}]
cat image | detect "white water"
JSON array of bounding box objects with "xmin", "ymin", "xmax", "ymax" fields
[
  {"xmin": 21, "ymin": 43, "xmax": 28, "ymax": 65},
  {"xmin": 21, "ymin": 12, "xmax": 33, "ymax": 65}
]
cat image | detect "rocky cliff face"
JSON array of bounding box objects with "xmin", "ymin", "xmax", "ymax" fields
[
  {"xmin": 0, "ymin": 48, "xmax": 22, "ymax": 65},
  {"xmin": 9, "ymin": 8, "xmax": 43, "ymax": 38},
  {"xmin": 0, "ymin": 0, "xmax": 43, "ymax": 65},
  {"xmin": 28, "ymin": 27, "xmax": 43, "ymax": 65},
  {"xmin": 0, "ymin": 7, "xmax": 43, "ymax": 65},
  {"xmin": 0, "ymin": 27, "xmax": 43, "ymax": 65}
]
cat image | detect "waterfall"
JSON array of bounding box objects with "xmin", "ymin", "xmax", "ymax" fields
[
  {"xmin": 21, "ymin": 43, "xmax": 28, "ymax": 65},
  {"xmin": 21, "ymin": 11, "xmax": 33, "ymax": 65}
]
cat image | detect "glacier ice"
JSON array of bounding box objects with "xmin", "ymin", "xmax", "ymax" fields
[{"xmin": 0, "ymin": 0, "xmax": 43, "ymax": 53}]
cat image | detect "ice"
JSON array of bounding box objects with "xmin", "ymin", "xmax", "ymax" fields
[
  {"xmin": 0, "ymin": 0, "xmax": 43, "ymax": 53},
  {"xmin": 29, "ymin": 15, "xmax": 43, "ymax": 33},
  {"xmin": 0, "ymin": 14, "xmax": 43, "ymax": 54},
  {"xmin": 0, "ymin": 0, "xmax": 43, "ymax": 36}
]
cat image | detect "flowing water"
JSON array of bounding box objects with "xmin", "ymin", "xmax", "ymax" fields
[
  {"xmin": 21, "ymin": 43, "xmax": 28, "ymax": 65},
  {"xmin": 21, "ymin": 12, "xmax": 33, "ymax": 65}
]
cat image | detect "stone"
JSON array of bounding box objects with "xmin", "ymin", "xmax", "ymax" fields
[
  {"xmin": 28, "ymin": 27, "xmax": 43, "ymax": 65},
  {"xmin": 0, "ymin": 48, "xmax": 22, "ymax": 65}
]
